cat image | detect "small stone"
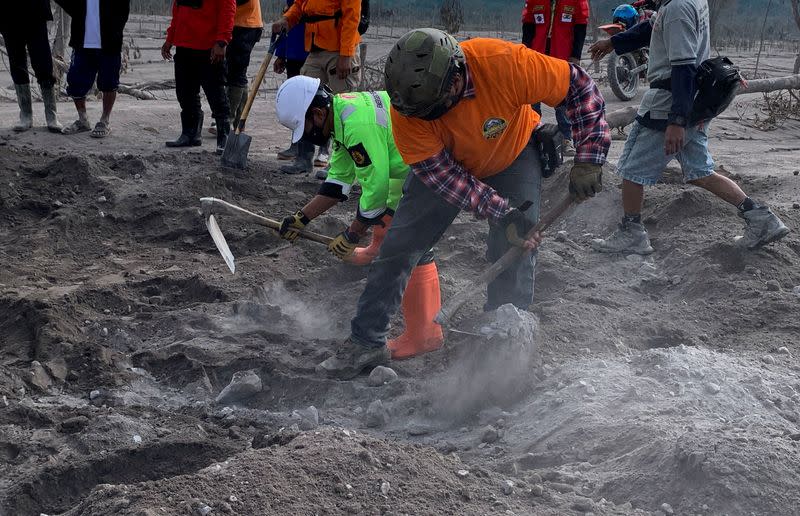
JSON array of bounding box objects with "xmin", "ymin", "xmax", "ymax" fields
[
  {"xmin": 365, "ymin": 400, "xmax": 388, "ymax": 428},
  {"xmin": 501, "ymin": 480, "xmax": 514, "ymax": 495},
  {"xmin": 530, "ymin": 485, "xmax": 544, "ymax": 497},
  {"xmin": 58, "ymin": 415, "xmax": 89, "ymax": 433},
  {"xmin": 572, "ymin": 497, "xmax": 595, "ymax": 512},
  {"xmin": 134, "ymin": 174, "xmax": 142, "ymax": 180},
  {"xmin": 625, "ymin": 254, "xmax": 644, "ymax": 262},
  {"xmin": 794, "ymin": 203, "xmax": 800, "ymax": 209},
  {"xmin": 133, "ymin": 434, "xmax": 142, "ymax": 443},
  {"xmin": 705, "ymin": 383, "xmax": 721, "ymax": 395},
  {"xmin": 148, "ymin": 296, "xmax": 163, "ymax": 306},
  {"xmin": 660, "ymin": 503, "xmax": 674, "ymax": 515},
  {"xmin": 215, "ymin": 370, "xmax": 262, "ymax": 405},
  {"xmin": 228, "ymin": 496, "xmax": 238, "ymax": 503},
  {"xmin": 766, "ymin": 280, "xmax": 781, "ymax": 292},
  {"xmin": 367, "ymin": 366, "xmax": 398, "ymax": 386},
  {"xmin": 481, "ymin": 425, "xmax": 500, "ymax": 444},
  {"xmin": 101, "ymin": 327, "xmax": 109, "ymax": 337},
  {"xmin": 702, "ymin": 504, "xmax": 709, "ymax": 511},
  {"xmin": 380, "ymin": 481, "xmax": 390, "ymax": 495},
  {"xmin": 585, "ymin": 385, "xmax": 597, "ymax": 395},
  {"xmin": 548, "ymin": 482, "xmax": 574, "ymax": 493},
  {"xmin": 29, "ymin": 361, "xmax": 53, "ymax": 391},
  {"xmin": 794, "ymin": 286, "xmax": 800, "ymax": 297},
  {"xmin": 456, "ymin": 469, "xmax": 470, "ymax": 477},
  {"xmin": 291, "ymin": 406, "xmax": 319, "ymax": 431},
  {"xmin": 97, "ymin": 195, "xmax": 107, "ymax": 203},
  {"xmin": 761, "ymin": 355, "xmax": 776, "ymax": 365},
  {"xmin": 54, "ymin": 200, "xmax": 63, "ymax": 207},
  {"xmin": 406, "ymin": 424, "xmax": 430, "ymax": 436},
  {"xmin": 195, "ymin": 504, "xmax": 213, "ymax": 516},
  {"xmin": 776, "ymin": 347, "xmax": 790, "ymax": 355},
  {"xmin": 794, "ymin": 170, "xmax": 799, "ymax": 176},
  {"xmin": 90, "ymin": 389, "xmax": 101, "ymax": 400}
]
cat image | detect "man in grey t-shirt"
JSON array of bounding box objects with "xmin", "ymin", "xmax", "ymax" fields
[{"xmin": 588, "ymin": 0, "xmax": 788, "ymax": 253}]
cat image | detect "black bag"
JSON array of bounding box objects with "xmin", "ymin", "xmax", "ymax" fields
[
  {"xmin": 689, "ymin": 56, "xmax": 741, "ymax": 124},
  {"xmin": 533, "ymin": 124, "xmax": 563, "ymax": 178}
]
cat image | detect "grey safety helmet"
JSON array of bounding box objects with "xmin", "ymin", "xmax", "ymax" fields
[{"xmin": 384, "ymin": 28, "xmax": 465, "ymax": 120}]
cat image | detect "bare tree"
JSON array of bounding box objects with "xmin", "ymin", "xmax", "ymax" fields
[{"xmin": 440, "ymin": 0, "xmax": 464, "ymax": 34}]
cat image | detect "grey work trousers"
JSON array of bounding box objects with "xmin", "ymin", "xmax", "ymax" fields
[{"xmin": 350, "ymin": 137, "xmax": 543, "ymax": 348}]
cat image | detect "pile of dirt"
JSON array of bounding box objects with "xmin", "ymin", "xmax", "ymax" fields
[{"xmin": 60, "ymin": 427, "xmax": 644, "ymax": 516}]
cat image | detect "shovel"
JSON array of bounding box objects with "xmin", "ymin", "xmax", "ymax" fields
[
  {"xmin": 221, "ymin": 32, "xmax": 284, "ymax": 169},
  {"xmin": 434, "ymin": 196, "xmax": 575, "ymax": 326},
  {"xmin": 200, "ymin": 197, "xmax": 334, "ymax": 274}
]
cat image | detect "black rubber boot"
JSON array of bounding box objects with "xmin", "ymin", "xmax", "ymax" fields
[
  {"xmin": 215, "ymin": 118, "xmax": 230, "ymax": 155},
  {"xmin": 280, "ymin": 140, "xmax": 314, "ymax": 174},
  {"xmin": 166, "ymin": 111, "xmax": 201, "ymax": 148}
]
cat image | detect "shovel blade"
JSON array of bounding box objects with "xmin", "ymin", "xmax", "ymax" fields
[
  {"xmin": 220, "ymin": 132, "xmax": 252, "ymax": 169},
  {"xmin": 206, "ymin": 214, "xmax": 236, "ymax": 274}
]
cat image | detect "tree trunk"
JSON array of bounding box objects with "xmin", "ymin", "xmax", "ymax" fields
[{"xmin": 604, "ymin": 74, "xmax": 800, "ymax": 128}]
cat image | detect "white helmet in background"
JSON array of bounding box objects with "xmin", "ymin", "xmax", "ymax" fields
[{"xmin": 275, "ymin": 75, "xmax": 322, "ymax": 143}]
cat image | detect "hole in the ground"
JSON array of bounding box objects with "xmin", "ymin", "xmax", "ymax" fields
[
  {"xmin": 2, "ymin": 440, "xmax": 241, "ymax": 516},
  {"xmin": 0, "ymin": 442, "xmax": 21, "ymax": 462}
]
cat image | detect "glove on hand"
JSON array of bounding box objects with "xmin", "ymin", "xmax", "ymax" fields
[
  {"xmin": 279, "ymin": 210, "xmax": 310, "ymax": 242},
  {"xmin": 569, "ymin": 163, "xmax": 603, "ymax": 201},
  {"xmin": 498, "ymin": 201, "xmax": 534, "ymax": 248},
  {"xmin": 328, "ymin": 229, "xmax": 360, "ymax": 259}
]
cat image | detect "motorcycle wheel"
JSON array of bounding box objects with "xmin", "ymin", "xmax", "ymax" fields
[{"xmin": 607, "ymin": 52, "xmax": 640, "ymax": 101}]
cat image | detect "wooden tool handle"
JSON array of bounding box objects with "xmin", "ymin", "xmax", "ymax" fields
[
  {"xmin": 200, "ymin": 197, "xmax": 334, "ymax": 246},
  {"xmin": 235, "ymin": 33, "xmax": 283, "ymax": 134},
  {"xmin": 435, "ymin": 196, "xmax": 574, "ymax": 326}
]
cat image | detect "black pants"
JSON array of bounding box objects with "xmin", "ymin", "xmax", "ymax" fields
[
  {"xmin": 286, "ymin": 59, "xmax": 305, "ymax": 78},
  {"xmin": 174, "ymin": 46, "xmax": 229, "ymax": 120},
  {"xmin": 226, "ymin": 27, "xmax": 262, "ymax": 88},
  {"xmin": 2, "ymin": 22, "xmax": 55, "ymax": 87}
]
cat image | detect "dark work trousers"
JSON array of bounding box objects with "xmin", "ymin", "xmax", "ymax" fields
[
  {"xmin": 225, "ymin": 26, "xmax": 262, "ymax": 88},
  {"xmin": 285, "ymin": 59, "xmax": 305, "ymax": 78},
  {"xmin": 350, "ymin": 137, "xmax": 543, "ymax": 349},
  {"xmin": 174, "ymin": 46, "xmax": 229, "ymax": 123},
  {"xmin": 2, "ymin": 22, "xmax": 56, "ymax": 87}
]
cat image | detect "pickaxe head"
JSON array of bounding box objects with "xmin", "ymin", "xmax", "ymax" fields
[{"xmin": 200, "ymin": 197, "xmax": 236, "ymax": 274}]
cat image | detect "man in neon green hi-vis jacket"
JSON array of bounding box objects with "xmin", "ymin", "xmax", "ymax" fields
[{"xmin": 275, "ymin": 75, "xmax": 444, "ymax": 363}]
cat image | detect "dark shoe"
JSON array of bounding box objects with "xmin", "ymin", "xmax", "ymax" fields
[
  {"xmin": 277, "ymin": 142, "xmax": 298, "ymax": 160},
  {"xmin": 166, "ymin": 111, "xmax": 201, "ymax": 148},
  {"xmin": 280, "ymin": 140, "xmax": 313, "ymax": 174},
  {"xmin": 315, "ymin": 167, "xmax": 329, "ymax": 180},
  {"xmin": 215, "ymin": 118, "xmax": 230, "ymax": 155},
  {"xmin": 592, "ymin": 220, "xmax": 654, "ymax": 254},
  {"xmin": 738, "ymin": 205, "xmax": 790, "ymax": 249},
  {"xmin": 316, "ymin": 338, "xmax": 390, "ymax": 380}
]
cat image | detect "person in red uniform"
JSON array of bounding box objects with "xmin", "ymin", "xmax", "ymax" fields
[{"xmin": 521, "ymin": 0, "xmax": 589, "ymax": 155}]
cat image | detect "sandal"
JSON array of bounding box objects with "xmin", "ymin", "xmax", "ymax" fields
[
  {"xmin": 90, "ymin": 121, "xmax": 112, "ymax": 139},
  {"xmin": 63, "ymin": 119, "xmax": 91, "ymax": 135}
]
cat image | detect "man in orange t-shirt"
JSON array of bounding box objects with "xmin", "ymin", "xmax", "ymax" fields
[{"xmin": 317, "ymin": 28, "xmax": 611, "ymax": 379}]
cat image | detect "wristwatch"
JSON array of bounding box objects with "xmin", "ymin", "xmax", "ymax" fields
[{"xmin": 667, "ymin": 113, "xmax": 688, "ymax": 127}]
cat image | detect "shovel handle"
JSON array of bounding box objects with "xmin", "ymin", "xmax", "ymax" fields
[
  {"xmin": 434, "ymin": 196, "xmax": 574, "ymax": 326},
  {"xmin": 200, "ymin": 197, "xmax": 334, "ymax": 246},
  {"xmin": 236, "ymin": 32, "xmax": 284, "ymax": 135}
]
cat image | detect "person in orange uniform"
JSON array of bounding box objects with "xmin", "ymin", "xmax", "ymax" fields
[
  {"xmin": 522, "ymin": 0, "xmax": 589, "ymax": 154},
  {"xmin": 270, "ymin": 0, "xmax": 363, "ymax": 177},
  {"xmin": 316, "ymin": 29, "xmax": 611, "ymax": 380}
]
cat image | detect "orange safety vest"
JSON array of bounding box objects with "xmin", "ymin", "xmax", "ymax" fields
[{"xmin": 284, "ymin": 0, "xmax": 361, "ymax": 57}]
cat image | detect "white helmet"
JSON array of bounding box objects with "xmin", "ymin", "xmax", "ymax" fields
[{"xmin": 275, "ymin": 75, "xmax": 321, "ymax": 143}]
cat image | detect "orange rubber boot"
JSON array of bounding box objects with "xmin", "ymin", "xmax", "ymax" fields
[
  {"xmin": 388, "ymin": 261, "xmax": 445, "ymax": 359},
  {"xmin": 345, "ymin": 214, "xmax": 392, "ymax": 266}
]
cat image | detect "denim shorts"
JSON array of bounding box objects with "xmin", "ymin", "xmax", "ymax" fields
[
  {"xmin": 66, "ymin": 48, "xmax": 122, "ymax": 98},
  {"xmin": 615, "ymin": 121, "xmax": 715, "ymax": 186}
]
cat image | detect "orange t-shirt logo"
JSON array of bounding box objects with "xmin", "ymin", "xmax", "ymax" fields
[{"xmin": 482, "ymin": 118, "xmax": 508, "ymax": 139}]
